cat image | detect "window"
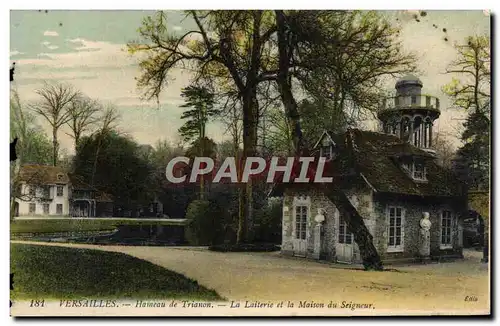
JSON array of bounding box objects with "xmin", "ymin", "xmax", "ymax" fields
[
  {"xmin": 319, "ymin": 136, "xmax": 335, "ymax": 160},
  {"xmin": 295, "ymin": 206, "xmax": 308, "ymax": 240},
  {"xmin": 387, "ymin": 207, "xmax": 404, "ymax": 252},
  {"xmin": 395, "ymin": 97, "xmax": 400, "ymax": 106},
  {"xmin": 56, "ymin": 204, "xmax": 63, "ymax": 215},
  {"xmin": 57, "ymin": 186, "xmax": 64, "ymax": 197},
  {"xmin": 411, "ymin": 95, "xmax": 417, "ymax": 105},
  {"xmin": 401, "ymin": 161, "xmax": 427, "ymax": 181},
  {"xmin": 43, "ymin": 203, "xmax": 49, "ymax": 214},
  {"xmin": 413, "ymin": 162, "xmax": 426, "ymax": 180},
  {"xmin": 441, "ymin": 211, "xmax": 454, "ymax": 249},
  {"xmin": 42, "ymin": 186, "xmax": 50, "ymax": 198},
  {"xmin": 338, "ymin": 218, "xmax": 353, "ymax": 244},
  {"xmin": 320, "ymin": 145, "xmax": 332, "ymax": 159},
  {"xmin": 57, "ymin": 173, "xmax": 64, "ymax": 181},
  {"xmin": 29, "ymin": 203, "xmax": 36, "ymax": 214},
  {"xmin": 29, "ymin": 185, "xmax": 36, "ymax": 197}
]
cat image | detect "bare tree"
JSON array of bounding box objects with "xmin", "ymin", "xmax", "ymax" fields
[
  {"xmin": 66, "ymin": 96, "xmax": 100, "ymax": 149},
  {"xmin": 91, "ymin": 105, "xmax": 121, "ymax": 186},
  {"xmin": 432, "ymin": 132, "xmax": 456, "ymax": 168},
  {"xmin": 30, "ymin": 82, "xmax": 80, "ymax": 166}
]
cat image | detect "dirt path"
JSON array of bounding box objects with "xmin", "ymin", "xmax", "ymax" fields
[{"xmin": 11, "ymin": 241, "xmax": 489, "ymax": 314}]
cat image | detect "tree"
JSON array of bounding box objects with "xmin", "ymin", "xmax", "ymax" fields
[
  {"xmin": 90, "ymin": 105, "xmax": 121, "ymax": 186},
  {"xmin": 178, "ymin": 85, "xmax": 218, "ymax": 143},
  {"xmin": 261, "ymin": 106, "xmax": 294, "ymax": 155},
  {"xmin": 269, "ymin": 10, "xmax": 417, "ymax": 270},
  {"xmin": 30, "ymin": 82, "xmax": 80, "ymax": 166},
  {"xmin": 66, "ymin": 95, "xmax": 100, "ymax": 149},
  {"xmin": 10, "ymin": 90, "xmax": 52, "ymax": 220},
  {"xmin": 431, "ymin": 132, "xmax": 456, "ymax": 168},
  {"xmin": 129, "ymin": 11, "xmax": 416, "ymax": 258},
  {"xmin": 148, "ymin": 140, "xmax": 194, "ymax": 219},
  {"xmin": 443, "ymin": 35, "xmax": 490, "ymax": 263},
  {"xmin": 74, "ymin": 131, "xmax": 154, "ymax": 210},
  {"xmin": 178, "ymin": 85, "xmax": 218, "ymax": 199},
  {"xmin": 443, "ymin": 35, "xmax": 490, "ymax": 115},
  {"xmin": 128, "ymin": 10, "xmax": 277, "ymax": 243},
  {"xmin": 443, "ymin": 35, "xmax": 490, "ymax": 191},
  {"xmin": 185, "ymin": 136, "xmax": 218, "ymax": 199},
  {"xmin": 297, "ymin": 97, "xmax": 352, "ymax": 147},
  {"xmin": 10, "ymin": 94, "xmax": 52, "ymax": 165}
]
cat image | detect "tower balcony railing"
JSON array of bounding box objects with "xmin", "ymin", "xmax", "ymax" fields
[{"xmin": 380, "ymin": 94, "xmax": 441, "ymax": 112}]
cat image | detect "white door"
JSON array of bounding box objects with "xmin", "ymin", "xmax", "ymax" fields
[
  {"xmin": 336, "ymin": 216, "xmax": 354, "ymax": 263},
  {"xmin": 293, "ymin": 205, "xmax": 308, "ymax": 257}
]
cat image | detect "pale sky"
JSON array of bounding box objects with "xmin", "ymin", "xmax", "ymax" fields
[{"xmin": 10, "ymin": 10, "xmax": 490, "ymax": 154}]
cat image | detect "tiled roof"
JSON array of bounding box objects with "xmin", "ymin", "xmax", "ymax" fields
[
  {"xmin": 19, "ymin": 166, "xmax": 113, "ymax": 202},
  {"xmin": 270, "ymin": 129, "xmax": 467, "ymax": 198},
  {"xmin": 19, "ymin": 164, "xmax": 69, "ymax": 184}
]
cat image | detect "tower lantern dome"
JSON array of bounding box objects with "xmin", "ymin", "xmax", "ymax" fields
[{"xmin": 395, "ymin": 74, "xmax": 423, "ymax": 96}]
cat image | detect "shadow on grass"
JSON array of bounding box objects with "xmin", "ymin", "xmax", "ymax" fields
[{"xmin": 10, "ymin": 243, "xmax": 223, "ymax": 301}]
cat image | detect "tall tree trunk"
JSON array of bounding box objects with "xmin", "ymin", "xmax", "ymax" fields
[
  {"xmin": 274, "ymin": 10, "xmax": 383, "ymax": 270},
  {"xmin": 74, "ymin": 132, "xmax": 80, "ymax": 152},
  {"xmin": 91, "ymin": 133, "xmax": 103, "ymax": 187},
  {"xmin": 52, "ymin": 127, "xmax": 58, "ymax": 166},
  {"xmin": 236, "ymin": 11, "xmax": 262, "ymax": 244},
  {"xmin": 237, "ymin": 88, "xmax": 259, "ymax": 243}
]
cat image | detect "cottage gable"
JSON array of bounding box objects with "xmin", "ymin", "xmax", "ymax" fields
[{"xmin": 313, "ymin": 131, "xmax": 337, "ymax": 160}]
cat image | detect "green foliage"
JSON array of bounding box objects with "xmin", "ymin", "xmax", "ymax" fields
[
  {"xmin": 185, "ymin": 185, "xmax": 241, "ymax": 245},
  {"xmin": 185, "ymin": 137, "xmax": 218, "ymax": 159},
  {"xmin": 290, "ymin": 10, "xmax": 417, "ymax": 117},
  {"xmin": 73, "ymin": 131, "xmax": 155, "ymax": 208},
  {"xmin": 442, "ymin": 36, "xmax": 490, "ymax": 113},
  {"xmin": 444, "ymin": 35, "xmax": 491, "ymax": 192},
  {"xmin": 10, "ymin": 91, "xmax": 52, "ymax": 165},
  {"xmin": 206, "ymin": 184, "xmax": 239, "ymax": 243},
  {"xmin": 184, "ymin": 200, "xmax": 215, "ymax": 246},
  {"xmin": 298, "ymin": 98, "xmax": 349, "ymax": 147},
  {"xmin": 253, "ymin": 199, "xmax": 283, "ymax": 244},
  {"xmin": 453, "ymin": 110, "xmax": 490, "ymax": 191},
  {"xmin": 179, "ymin": 85, "xmax": 218, "ymax": 144}
]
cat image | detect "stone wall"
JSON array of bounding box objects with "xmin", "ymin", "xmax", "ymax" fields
[
  {"xmin": 372, "ymin": 194, "xmax": 464, "ymax": 261},
  {"xmin": 281, "ymin": 184, "xmax": 465, "ymax": 263},
  {"xmin": 282, "ymin": 183, "xmax": 375, "ymax": 263}
]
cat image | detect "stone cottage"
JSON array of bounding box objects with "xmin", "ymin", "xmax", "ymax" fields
[{"xmin": 271, "ymin": 75, "xmax": 468, "ymax": 264}]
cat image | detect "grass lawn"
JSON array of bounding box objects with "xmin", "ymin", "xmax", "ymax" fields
[
  {"xmin": 11, "ymin": 218, "xmax": 186, "ymax": 235},
  {"xmin": 10, "ymin": 243, "xmax": 222, "ymax": 300}
]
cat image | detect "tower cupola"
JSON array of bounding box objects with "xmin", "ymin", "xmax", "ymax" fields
[{"xmin": 378, "ymin": 75, "xmax": 441, "ymax": 153}]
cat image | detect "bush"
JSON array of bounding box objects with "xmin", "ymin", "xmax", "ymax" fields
[
  {"xmin": 253, "ymin": 199, "xmax": 283, "ymax": 244},
  {"xmin": 209, "ymin": 243, "xmax": 280, "ymax": 252},
  {"xmin": 184, "ymin": 200, "xmax": 214, "ymax": 246},
  {"xmin": 184, "ymin": 197, "xmax": 237, "ymax": 246}
]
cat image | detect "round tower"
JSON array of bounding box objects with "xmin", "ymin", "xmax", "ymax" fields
[{"xmin": 378, "ymin": 75, "xmax": 440, "ymax": 152}]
